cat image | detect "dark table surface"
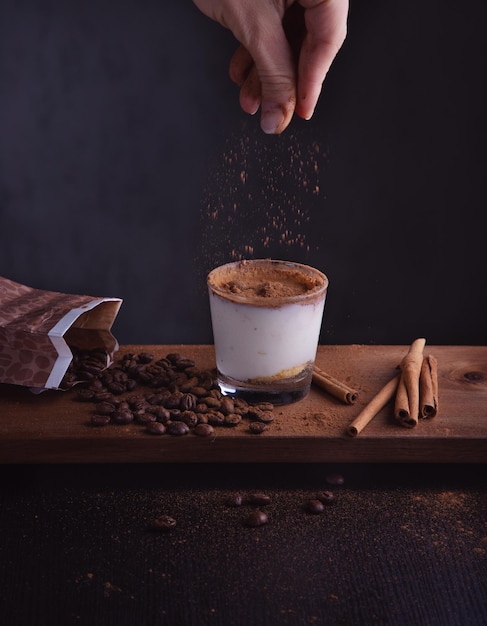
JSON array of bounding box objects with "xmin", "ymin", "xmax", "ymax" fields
[{"xmin": 0, "ymin": 462, "xmax": 485, "ymax": 626}]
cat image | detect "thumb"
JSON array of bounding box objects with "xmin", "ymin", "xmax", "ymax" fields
[{"xmin": 252, "ymin": 32, "xmax": 297, "ymax": 134}]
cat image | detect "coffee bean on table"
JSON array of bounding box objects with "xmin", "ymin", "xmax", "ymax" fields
[
  {"xmin": 146, "ymin": 422, "xmax": 166, "ymax": 435},
  {"xmin": 146, "ymin": 406, "xmax": 170, "ymax": 422},
  {"xmin": 90, "ymin": 414, "xmax": 111, "ymax": 427},
  {"xmin": 166, "ymin": 421, "xmax": 190, "ymax": 436},
  {"xmin": 94, "ymin": 391, "xmax": 115, "ymax": 402},
  {"xmin": 179, "ymin": 393, "xmax": 197, "ymax": 411},
  {"xmin": 244, "ymin": 510, "xmax": 268, "ymax": 527},
  {"xmin": 150, "ymin": 515, "xmax": 177, "ymax": 532},
  {"xmin": 95, "ymin": 401, "xmax": 116, "ymax": 416},
  {"xmin": 75, "ymin": 349, "xmax": 277, "ymax": 438},
  {"xmin": 112, "ymin": 410, "xmax": 135, "ymax": 425},
  {"xmin": 193, "ymin": 423, "xmax": 214, "ymax": 437},
  {"xmin": 246, "ymin": 493, "xmax": 271, "ymax": 506},
  {"xmin": 138, "ymin": 352, "xmax": 154, "ymax": 364},
  {"xmin": 204, "ymin": 396, "xmax": 221, "ymax": 409},
  {"xmin": 255, "ymin": 402, "xmax": 274, "ymax": 412},
  {"xmin": 304, "ymin": 499, "xmax": 325, "ymax": 514},
  {"xmin": 224, "ymin": 413, "xmax": 241, "ymax": 427},
  {"xmin": 326, "ymin": 473, "xmax": 345, "ymax": 486},
  {"xmin": 136, "ymin": 412, "xmax": 157, "ymax": 424},
  {"xmin": 206, "ymin": 411, "xmax": 225, "ymax": 426},
  {"xmin": 225, "ymin": 494, "xmax": 244, "ymax": 507},
  {"xmin": 220, "ymin": 396, "xmax": 235, "ymax": 415},
  {"xmin": 179, "ymin": 410, "xmax": 198, "ymax": 427},
  {"xmin": 76, "ymin": 388, "xmax": 96, "ymax": 402},
  {"xmin": 249, "ymin": 422, "xmax": 267, "ymax": 434},
  {"xmin": 317, "ymin": 490, "xmax": 336, "ymax": 504},
  {"xmin": 256, "ymin": 410, "xmax": 274, "ymax": 424}
]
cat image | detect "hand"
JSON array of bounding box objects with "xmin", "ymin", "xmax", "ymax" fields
[{"xmin": 193, "ymin": 0, "xmax": 348, "ymax": 134}]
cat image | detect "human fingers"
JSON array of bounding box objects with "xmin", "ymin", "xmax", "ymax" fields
[
  {"xmin": 295, "ymin": 0, "xmax": 349, "ymax": 120},
  {"xmin": 229, "ymin": 45, "xmax": 253, "ymax": 87},
  {"xmin": 229, "ymin": 12, "xmax": 296, "ymax": 133},
  {"xmin": 229, "ymin": 46, "xmax": 261, "ymax": 115},
  {"xmin": 193, "ymin": 0, "xmax": 296, "ymax": 134}
]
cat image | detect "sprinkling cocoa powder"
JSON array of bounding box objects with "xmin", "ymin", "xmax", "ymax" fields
[{"xmin": 198, "ymin": 124, "xmax": 327, "ymax": 275}]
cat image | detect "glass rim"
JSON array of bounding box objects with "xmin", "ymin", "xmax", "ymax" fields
[{"xmin": 207, "ymin": 259, "xmax": 328, "ymax": 306}]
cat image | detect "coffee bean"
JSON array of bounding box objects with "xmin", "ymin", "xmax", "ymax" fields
[
  {"xmin": 146, "ymin": 406, "xmax": 170, "ymax": 423},
  {"xmin": 90, "ymin": 414, "xmax": 111, "ymax": 427},
  {"xmin": 166, "ymin": 421, "xmax": 189, "ymax": 436},
  {"xmin": 112, "ymin": 410, "xmax": 134, "ymax": 425},
  {"xmin": 256, "ymin": 410, "xmax": 274, "ymax": 424},
  {"xmin": 224, "ymin": 413, "xmax": 242, "ymax": 427},
  {"xmin": 246, "ymin": 493, "xmax": 271, "ymax": 506},
  {"xmin": 126, "ymin": 394, "xmax": 145, "ymax": 408},
  {"xmin": 305, "ymin": 499, "xmax": 325, "ymax": 514},
  {"xmin": 180, "ymin": 377, "xmax": 199, "ymax": 392},
  {"xmin": 138, "ymin": 352, "xmax": 154, "ymax": 364},
  {"xmin": 317, "ymin": 490, "xmax": 336, "ymax": 505},
  {"xmin": 76, "ymin": 388, "xmax": 96, "ymax": 402},
  {"xmin": 125, "ymin": 378, "xmax": 137, "ymax": 391},
  {"xmin": 255, "ymin": 402, "xmax": 274, "ymax": 412},
  {"xmin": 247, "ymin": 407, "xmax": 274, "ymax": 423},
  {"xmin": 179, "ymin": 393, "xmax": 197, "ymax": 411},
  {"xmin": 174, "ymin": 358, "xmax": 196, "ymax": 371},
  {"xmin": 165, "ymin": 392, "xmax": 183, "ymax": 409},
  {"xmin": 145, "ymin": 393, "xmax": 165, "ymax": 405},
  {"xmin": 95, "ymin": 401, "xmax": 116, "ymax": 416},
  {"xmin": 249, "ymin": 422, "xmax": 267, "ymax": 434},
  {"xmin": 88, "ymin": 379, "xmax": 104, "ymax": 390},
  {"xmin": 179, "ymin": 410, "xmax": 198, "ymax": 427},
  {"xmin": 244, "ymin": 510, "xmax": 268, "ymax": 527},
  {"xmin": 146, "ymin": 422, "xmax": 166, "ymax": 435},
  {"xmin": 226, "ymin": 494, "xmax": 244, "ymax": 507},
  {"xmin": 150, "ymin": 515, "xmax": 176, "ymax": 532},
  {"xmin": 233, "ymin": 398, "xmax": 249, "ymax": 415},
  {"xmin": 203, "ymin": 396, "xmax": 221, "ymax": 409},
  {"xmin": 169, "ymin": 409, "xmax": 181, "ymax": 420},
  {"xmin": 193, "ymin": 423, "xmax": 215, "ymax": 437},
  {"xmin": 136, "ymin": 412, "xmax": 157, "ymax": 424},
  {"xmin": 93, "ymin": 391, "xmax": 115, "ymax": 402},
  {"xmin": 326, "ymin": 473, "xmax": 345, "ymax": 486},
  {"xmin": 194, "ymin": 403, "xmax": 208, "ymax": 414},
  {"xmin": 220, "ymin": 396, "xmax": 235, "ymax": 415},
  {"xmin": 207, "ymin": 411, "xmax": 225, "ymax": 426}
]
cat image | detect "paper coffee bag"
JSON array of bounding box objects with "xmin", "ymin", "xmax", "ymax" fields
[{"xmin": 0, "ymin": 276, "xmax": 122, "ymax": 390}]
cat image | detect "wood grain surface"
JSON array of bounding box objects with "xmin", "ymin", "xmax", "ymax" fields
[{"xmin": 0, "ymin": 345, "xmax": 486, "ymax": 463}]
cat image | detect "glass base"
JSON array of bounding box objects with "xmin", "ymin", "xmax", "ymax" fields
[{"xmin": 217, "ymin": 372, "xmax": 311, "ymax": 406}]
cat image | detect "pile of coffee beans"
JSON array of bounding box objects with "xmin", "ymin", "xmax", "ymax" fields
[
  {"xmin": 72, "ymin": 350, "xmax": 275, "ymax": 436},
  {"xmin": 61, "ymin": 348, "xmax": 109, "ymax": 389}
]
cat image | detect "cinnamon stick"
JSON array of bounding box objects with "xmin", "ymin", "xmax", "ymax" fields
[
  {"xmin": 394, "ymin": 338, "xmax": 426, "ymax": 428},
  {"xmin": 419, "ymin": 354, "xmax": 439, "ymax": 418},
  {"xmin": 346, "ymin": 374, "xmax": 400, "ymax": 437},
  {"xmin": 312, "ymin": 365, "xmax": 359, "ymax": 404}
]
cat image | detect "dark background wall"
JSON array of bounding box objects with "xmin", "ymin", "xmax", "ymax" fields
[{"xmin": 0, "ymin": 0, "xmax": 485, "ymax": 346}]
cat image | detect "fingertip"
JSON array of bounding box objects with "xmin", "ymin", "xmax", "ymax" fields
[
  {"xmin": 260, "ymin": 103, "xmax": 292, "ymax": 135},
  {"xmin": 295, "ymin": 89, "xmax": 319, "ymax": 121},
  {"xmin": 295, "ymin": 104, "xmax": 314, "ymax": 122}
]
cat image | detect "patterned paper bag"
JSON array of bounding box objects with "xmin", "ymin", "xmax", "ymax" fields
[{"xmin": 0, "ymin": 276, "xmax": 122, "ymax": 390}]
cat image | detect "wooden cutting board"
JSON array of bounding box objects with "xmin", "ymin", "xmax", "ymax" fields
[{"xmin": 0, "ymin": 345, "xmax": 485, "ymax": 463}]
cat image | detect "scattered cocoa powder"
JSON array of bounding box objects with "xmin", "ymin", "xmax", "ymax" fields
[{"xmin": 198, "ymin": 124, "xmax": 327, "ymax": 277}]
